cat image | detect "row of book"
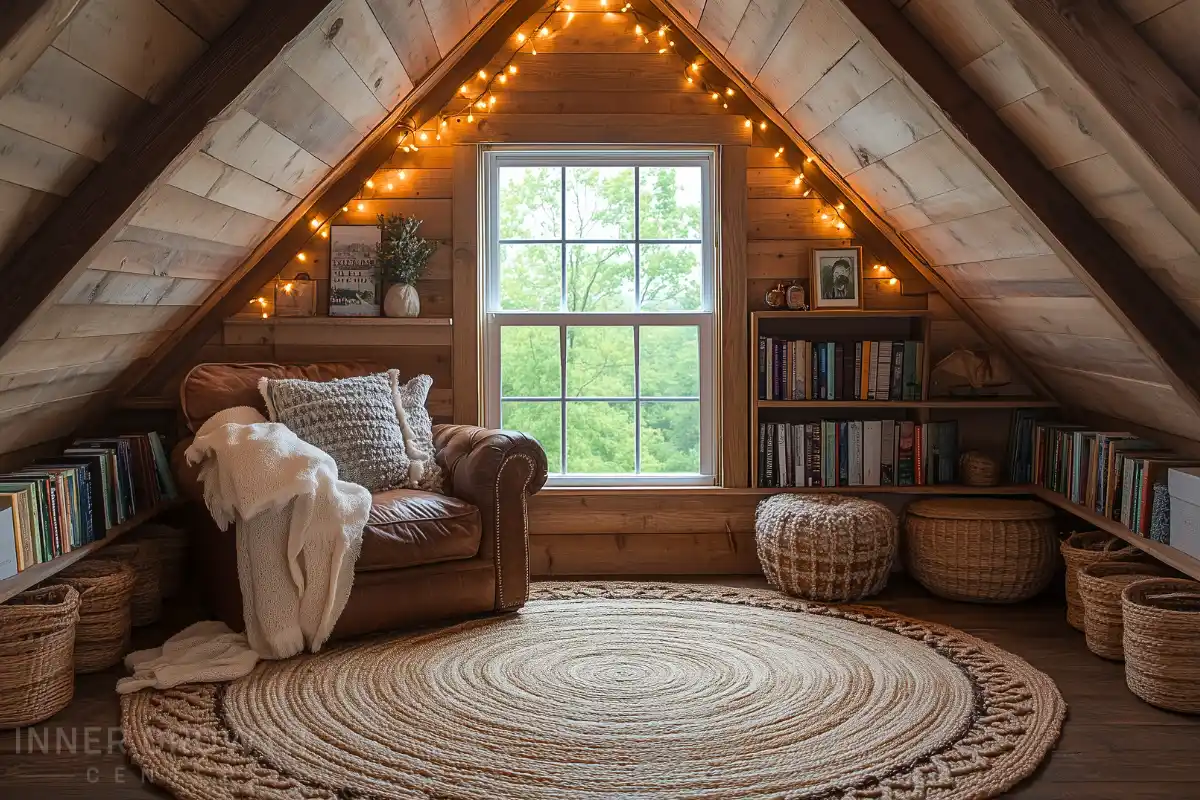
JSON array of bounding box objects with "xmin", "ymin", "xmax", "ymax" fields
[
  {"xmin": 1008, "ymin": 412, "xmax": 1192, "ymax": 537},
  {"xmin": 757, "ymin": 420, "xmax": 959, "ymax": 489},
  {"xmin": 757, "ymin": 338, "xmax": 925, "ymax": 402},
  {"xmin": 0, "ymin": 433, "xmax": 179, "ymax": 579}
]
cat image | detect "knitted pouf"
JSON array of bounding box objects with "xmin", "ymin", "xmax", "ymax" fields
[{"xmin": 755, "ymin": 494, "xmax": 898, "ymax": 601}]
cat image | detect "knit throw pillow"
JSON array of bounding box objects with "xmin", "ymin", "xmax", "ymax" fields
[
  {"xmin": 395, "ymin": 374, "xmax": 444, "ymax": 493},
  {"xmin": 259, "ymin": 370, "xmax": 413, "ymax": 493}
]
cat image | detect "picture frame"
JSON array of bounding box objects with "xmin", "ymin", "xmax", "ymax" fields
[
  {"xmin": 329, "ymin": 225, "xmax": 381, "ymax": 316},
  {"xmin": 810, "ymin": 247, "xmax": 863, "ymax": 309}
]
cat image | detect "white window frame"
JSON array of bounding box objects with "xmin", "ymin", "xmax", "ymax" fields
[{"xmin": 482, "ymin": 147, "xmax": 717, "ymax": 487}]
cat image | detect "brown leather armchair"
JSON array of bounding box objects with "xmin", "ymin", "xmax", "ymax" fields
[{"xmin": 169, "ymin": 362, "xmax": 548, "ymax": 640}]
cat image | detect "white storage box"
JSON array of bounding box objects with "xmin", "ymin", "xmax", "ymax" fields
[{"xmin": 1168, "ymin": 467, "xmax": 1200, "ymax": 559}]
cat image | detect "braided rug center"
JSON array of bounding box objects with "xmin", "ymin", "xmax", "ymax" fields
[{"xmin": 121, "ymin": 583, "xmax": 1065, "ymax": 799}]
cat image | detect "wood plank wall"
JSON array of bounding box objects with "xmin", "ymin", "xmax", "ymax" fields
[
  {"xmin": 0, "ymin": 0, "xmax": 506, "ymax": 455},
  {"xmin": 669, "ymin": 0, "xmax": 1200, "ymax": 441}
]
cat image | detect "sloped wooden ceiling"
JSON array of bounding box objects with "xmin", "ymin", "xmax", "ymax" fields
[
  {"xmin": 3, "ymin": 0, "xmax": 1200, "ymax": 456},
  {"xmin": 0, "ymin": 0, "xmax": 511, "ymax": 456}
]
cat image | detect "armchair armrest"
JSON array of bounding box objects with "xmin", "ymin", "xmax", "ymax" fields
[{"xmin": 432, "ymin": 425, "xmax": 548, "ymax": 611}]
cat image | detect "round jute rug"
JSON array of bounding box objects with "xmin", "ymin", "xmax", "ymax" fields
[{"xmin": 121, "ymin": 583, "xmax": 1065, "ymax": 799}]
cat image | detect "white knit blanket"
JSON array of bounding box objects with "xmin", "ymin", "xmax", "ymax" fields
[{"xmin": 116, "ymin": 407, "xmax": 371, "ymax": 694}]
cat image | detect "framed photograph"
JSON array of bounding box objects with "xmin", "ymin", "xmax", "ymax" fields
[
  {"xmin": 810, "ymin": 247, "xmax": 863, "ymax": 309},
  {"xmin": 329, "ymin": 225, "xmax": 380, "ymax": 316}
]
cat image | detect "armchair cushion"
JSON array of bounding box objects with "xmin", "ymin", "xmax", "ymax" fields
[{"xmin": 358, "ymin": 488, "xmax": 481, "ymax": 572}]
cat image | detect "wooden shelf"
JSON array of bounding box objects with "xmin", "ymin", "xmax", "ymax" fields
[
  {"xmin": 747, "ymin": 484, "xmax": 1034, "ymax": 495},
  {"xmin": 0, "ymin": 501, "xmax": 181, "ymax": 604},
  {"xmin": 757, "ymin": 399, "xmax": 1058, "ymax": 409},
  {"xmin": 1032, "ymin": 486, "xmax": 1200, "ymax": 581},
  {"xmin": 226, "ymin": 317, "xmax": 451, "ymax": 326},
  {"xmin": 754, "ymin": 310, "xmax": 929, "ymax": 319}
]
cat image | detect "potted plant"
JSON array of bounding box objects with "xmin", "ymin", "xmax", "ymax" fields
[{"xmin": 376, "ymin": 212, "xmax": 438, "ymax": 317}]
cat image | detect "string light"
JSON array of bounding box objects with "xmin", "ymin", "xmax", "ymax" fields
[
  {"xmin": 356, "ymin": 202, "xmax": 365, "ymax": 212},
  {"xmin": 320, "ymin": 229, "xmax": 329, "ymax": 238},
  {"xmin": 385, "ymin": 182, "xmax": 394, "ymax": 191},
  {"xmin": 342, "ymin": 205, "xmax": 349, "ymax": 212},
  {"xmin": 309, "ymin": 218, "xmax": 320, "ymax": 229},
  {"xmin": 759, "ymin": 121, "xmax": 767, "ymax": 131},
  {"xmin": 744, "ymin": 119, "xmax": 752, "ymax": 128},
  {"xmin": 365, "ymin": 179, "xmax": 375, "ymax": 189},
  {"xmin": 889, "ymin": 277, "xmax": 898, "ymax": 285},
  {"xmin": 478, "ymin": 70, "xmax": 487, "ymax": 80},
  {"xmin": 793, "ymin": 176, "xmax": 802, "ymax": 186},
  {"xmin": 516, "ymin": 32, "xmax": 526, "ymax": 43},
  {"xmin": 509, "ymin": 65, "xmax": 518, "ymax": 74},
  {"xmin": 835, "ymin": 202, "xmax": 845, "ymax": 211},
  {"xmin": 296, "ymin": 252, "xmax": 307, "ymax": 262}
]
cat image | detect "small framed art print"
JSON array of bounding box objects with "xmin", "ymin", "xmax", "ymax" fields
[{"xmin": 811, "ymin": 247, "xmax": 863, "ymax": 309}]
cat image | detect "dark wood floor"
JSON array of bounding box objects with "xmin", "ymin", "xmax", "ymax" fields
[{"xmin": 1, "ymin": 576, "xmax": 1198, "ymax": 799}]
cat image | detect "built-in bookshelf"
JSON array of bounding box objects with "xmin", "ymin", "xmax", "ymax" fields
[{"xmin": 750, "ymin": 309, "xmax": 1056, "ymax": 490}]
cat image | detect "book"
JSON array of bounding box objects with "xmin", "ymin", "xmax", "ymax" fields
[
  {"xmin": 838, "ymin": 421, "xmax": 850, "ymax": 486},
  {"xmin": 757, "ymin": 336, "xmax": 767, "ymax": 400},
  {"xmin": 863, "ymin": 421, "xmax": 882, "ymax": 487},
  {"xmin": 853, "ymin": 343, "xmax": 863, "ymax": 400},
  {"xmin": 876, "ymin": 341, "xmax": 893, "ymax": 401},
  {"xmin": 897, "ymin": 422, "xmax": 915, "ymax": 486},
  {"xmin": 834, "ymin": 342, "xmax": 846, "ymax": 401},
  {"xmin": 0, "ymin": 506, "xmax": 16, "ymax": 580},
  {"xmin": 867, "ymin": 342, "xmax": 880, "ymax": 400},
  {"xmin": 880, "ymin": 421, "xmax": 896, "ymax": 486},
  {"xmin": 860, "ymin": 341, "xmax": 872, "ymax": 400},
  {"xmin": 890, "ymin": 342, "xmax": 905, "ymax": 401},
  {"xmin": 849, "ymin": 421, "xmax": 863, "ymax": 486}
]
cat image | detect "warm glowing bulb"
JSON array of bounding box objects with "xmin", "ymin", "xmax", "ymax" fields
[
  {"xmin": 805, "ymin": 156, "xmax": 814, "ymax": 164},
  {"xmin": 531, "ymin": 47, "xmax": 537, "ymax": 55},
  {"xmin": 283, "ymin": 282, "xmax": 294, "ymax": 293},
  {"xmin": 669, "ymin": 40, "xmax": 675, "ymax": 46},
  {"xmin": 821, "ymin": 213, "xmax": 830, "ymax": 220},
  {"xmin": 725, "ymin": 87, "xmax": 734, "ymax": 96},
  {"xmin": 686, "ymin": 76, "xmax": 693, "ymax": 84},
  {"xmin": 399, "ymin": 170, "xmax": 406, "ymax": 179},
  {"xmin": 774, "ymin": 147, "xmax": 784, "ymax": 158},
  {"xmin": 441, "ymin": 118, "xmax": 448, "ymax": 128},
  {"xmin": 635, "ymin": 24, "xmax": 643, "ymax": 34},
  {"xmin": 342, "ymin": 205, "xmax": 348, "ymax": 212},
  {"xmin": 516, "ymin": 32, "xmax": 526, "ymax": 42},
  {"xmin": 357, "ymin": 202, "xmax": 365, "ymax": 211},
  {"xmin": 835, "ymin": 202, "xmax": 845, "ymax": 211},
  {"xmin": 691, "ymin": 63, "xmax": 700, "ymax": 71},
  {"xmin": 478, "ymin": 70, "xmax": 487, "ymax": 80},
  {"xmin": 803, "ymin": 189, "xmax": 811, "ymax": 197},
  {"xmin": 476, "ymin": 100, "xmax": 486, "ymax": 109},
  {"xmin": 889, "ymin": 277, "xmax": 898, "ymax": 285},
  {"xmin": 874, "ymin": 264, "xmax": 885, "ymax": 271},
  {"xmin": 793, "ymin": 176, "xmax": 802, "ymax": 186},
  {"xmin": 658, "ymin": 47, "xmax": 667, "ymax": 54},
  {"xmin": 385, "ymin": 182, "xmax": 394, "ymax": 191},
  {"xmin": 539, "ymin": 26, "xmax": 549, "ymax": 36},
  {"xmin": 296, "ymin": 252, "xmax": 307, "ymax": 262},
  {"xmin": 835, "ymin": 222, "xmax": 846, "ymax": 230},
  {"xmin": 419, "ymin": 132, "xmax": 428, "ymax": 141},
  {"xmin": 568, "ymin": 11, "xmax": 575, "ymax": 20},
  {"xmin": 744, "ymin": 119, "xmax": 752, "ymax": 128},
  {"xmin": 499, "ymin": 73, "xmax": 507, "ymax": 83},
  {"xmin": 460, "ymin": 84, "xmax": 469, "ymax": 95},
  {"xmin": 309, "ymin": 218, "xmax": 320, "ymax": 229},
  {"xmin": 261, "ymin": 311, "xmax": 268, "ymax": 319},
  {"xmin": 365, "ymin": 179, "xmax": 375, "ymax": 189},
  {"xmin": 468, "ymin": 113, "xmax": 474, "ymax": 122},
  {"xmin": 320, "ymin": 229, "xmax": 329, "ymax": 238},
  {"xmin": 509, "ymin": 65, "xmax": 517, "ymax": 74},
  {"xmin": 488, "ymin": 95, "xmax": 496, "ymax": 105},
  {"xmin": 759, "ymin": 121, "xmax": 767, "ymax": 131},
  {"xmin": 402, "ymin": 145, "xmax": 411, "ymax": 152},
  {"xmin": 658, "ymin": 27, "xmax": 666, "ymax": 37},
  {"xmin": 711, "ymin": 92, "xmax": 719, "ymax": 100},
  {"xmin": 643, "ymin": 36, "xmax": 649, "ymax": 43},
  {"xmin": 256, "ymin": 297, "xmax": 266, "ymax": 305}
]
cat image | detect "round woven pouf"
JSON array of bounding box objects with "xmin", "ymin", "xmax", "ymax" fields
[
  {"xmin": 1079, "ymin": 561, "xmax": 1178, "ymax": 661},
  {"xmin": 1123, "ymin": 578, "xmax": 1200, "ymax": 714},
  {"xmin": 122, "ymin": 582, "xmax": 1066, "ymax": 800},
  {"xmin": 755, "ymin": 494, "xmax": 897, "ymax": 601},
  {"xmin": 904, "ymin": 498, "xmax": 1057, "ymax": 603}
]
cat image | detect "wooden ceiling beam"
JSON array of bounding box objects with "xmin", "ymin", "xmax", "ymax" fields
[
  {"xmin": 648, "ymin": 0, "xmax": 1054, "ymax": 400},
  {"xmin": 0, "ymin": 0, "xmax": 84, "ymax": 97},
  {"xmin": 838, "ymin": 0, "xmax": 1200, "ymax": 414},
  {"xmin": 126, "ymin": 0, "xmax": 548, "ymax": 397},
  {"xmin": 977, "ymin": 0, "xmax": 1200, "ymax": 249},
  {"xmin": 0, "ymin": 0, "xmax": 329, "ymax": 349}
]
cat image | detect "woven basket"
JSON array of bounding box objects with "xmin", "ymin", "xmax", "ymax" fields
[
  {"xmin": 755, "ymin": 494, "xmax": 897, "ymax": 601},
  {"xmin": 958, "ymin": 451, "xmax": 999, "ymax": 487},
  {"xmin": 1061, "ymin": 531, "xmax": 1139, "ymax": 630},
  {"xmin": 50, "ymin": 560, "xmax": 136, "ymax": 673},
  {"xmin": 0, "ymin": 585, "xmax": 80, "ymax": 728},
  {"xmin": 903, "ymin": 498, "xmax": 1057, "ymax": 603},
  {"xmin": 132, "ymin": 524, "xmax": 188, "ymax": 598},
  {"xmin": 99, "ymin": 541, "xmax": 162, "ymax": 626},
  {"xmin": 1078, "ymin": 561, "xmax": 1179, "ymax": 661},
  {"xmin": 1123, "ymin": 578, "xmax": 1200, "ymax": 713}
]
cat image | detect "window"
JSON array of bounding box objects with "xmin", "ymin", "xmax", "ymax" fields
[{"xmin": 483, "ymin": 149, "xmax": 716, "ymax": 486}]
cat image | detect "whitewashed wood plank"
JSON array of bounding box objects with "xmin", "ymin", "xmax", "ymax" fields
[
  {"xmin": 996, "ymin": 87, "xmax": 1107, "ymax": 170},
  {"xmin": 0, "ymin": 332, "xmax": 164, "ymax": 374},
  {"xmin": 1052, "ymin": 153, "xmax": 1139, "ymax": 199},
  {"xmin": 243, "ymin": 66, "xmax": 361, "ymax": 165},
  {"xmin": 785, "ymin": 42, "xmax": 890, "ymax": 140},
  {"xmin": 20, "ymin": 304, "xmax": 189, "ymax": 339},
  {"xmin": 673, "ymin": 0, "xmax": 708, "ymax": 27},
  {"xmin": 698, "ymin": 0, "xmax": 753, "ymax": 52},
  {"xmin": 0, "ymin": 123, "xmax": 94, "ymax": 195},
  {"xmin": 1006, "ymin": 329, "xmax": 1165, "ymax": 383},
  {"xmin": 959, "ymin": 42, "xmax": 1047, "ymax": 109},
  {"xmin": 812, "ymin": 80, "xmax": 940, "ymax": 175},
  {"xmin": 969, "ymin": 296, "xmax": 1130, "ymax": 338},
  {"xmin": 285, "ymin": 9, "xmax": 388, "ymax": 135},
  {"xmin": 324, "ymin": 0, "xmax": 414, "ymax": 107},
  {"xmin": 54, "ymin": 0, "xmax": 208, "ymax": 102},
  {"xmin": 169, "ymin": 151, "xmax": 297, "ymax": 220},
  {"xmin": 88, "ymin": 225, "xmax": 247, "ymax": 281},
  {"xmin": 0, "ymin": 179, "xmax": 60, "ymax": 260},
  {"xmin": 757, "ymin": 0, "xmax": 857, "ymax": 112},
  {"xmin": 905, "ymin": 206, "xmax": 1053, "ymax": 264},
  {"xmin": 901, "ymin": 0, "xmax": 1003, "ymax": 69},
  {"xmin": 1087, "ymin": 190, "xmax": 1196, "ymax": 267},
  {"xmin": 889, "ymin": 183, "xmax": 1008, "ymax": 228},
  {"xmin": 1035, "ymin": 362, "xmax": 1200, "ymax": 441},
  {"xmin": 59, "ymin": 269, "xmax": 218, "ymax": 306},
  {"xmin": 944, "ymin": 253, "xmax": 1078, "ymax": 281},
  {"xmin": 367, "ymin": 0, "xmax": 441, "ymax": 85},
  {"xmin": 423, "ymin": 0, "xmax": 473, "ymax": 57},
  {"xmin": 846, "ymin": 132, "xmax": 992, "ymax": 210},
  {"xmin": 129, "ymin": 184, "xmax": 274, "ymax": 247},
  {"xmin": 203, "ymin": 110, "xmax": 328, "ymax": 196},
  {"xmin": 0, "ymin": 46, "xmax": 145, "ymax": 161},
  {"xmin": 725, "ymin": 0, "xmax": 799, "ymax": 79}
]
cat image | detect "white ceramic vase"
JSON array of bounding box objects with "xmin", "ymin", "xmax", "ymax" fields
[{"xmin": 383, "ymin": 283, "xmax": 420, "ymax": 317}]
